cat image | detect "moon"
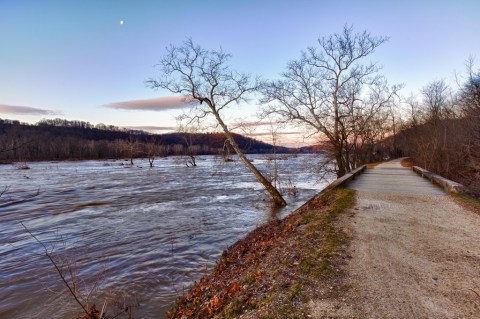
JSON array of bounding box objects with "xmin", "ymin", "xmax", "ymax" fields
[{"xmin": 120, "ymin": 20, "xmax": 124, "ymax": 25}]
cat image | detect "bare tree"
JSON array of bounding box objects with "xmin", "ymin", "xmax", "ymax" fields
[
  {"xmin": 404, "ymin": 94, "xmax": 422, "ymax": 127},
  {"xmin": 183, "ymin": 134, "xmax": 198, "ymax": 167},
  {"xmin": 419, "ymin": 80, "xmax": 455, "ymax": 170},
  {"xmin": 266, "ymin": 120, "xmax": 280, "ymax": 190},
  {"xmin": 262, "ymin": 26, "xmax": 401, "ymax": 177},
  {"xmin": 145, "ymin": 137, "xmax": 158, "ymax": 167},
  {"xmin": 458, "ymin": 57, "xmax": 480, "ymax": 117},
  {"xmin": 220, "ymin": 139, "xmax": 234, "ymax": 162},
  {"xmin": 421, "ymin": 79, "xmax": 451, "ymax": 123},
  {"xmin": 0, "ymin": 185, "xmax": 10, "ymax": 199},
  {"xmin": 124, "ymin": 135, "xmax": 139, "ymax": 166},
  {"xmin": 147, "ymin": 39, "xmax": 286, "ymax": 206},
  {"xmin": 457, "ymin": 58, "xmax": 480, "ymax": 189},
  {"xmin": 177, "ymin": 124, "xmax": 200, "ymax": 167}
]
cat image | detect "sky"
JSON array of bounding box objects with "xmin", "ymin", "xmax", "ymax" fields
[{"xmin": 1, "ymin": 0, "xmax": 479, "ymax": 146}]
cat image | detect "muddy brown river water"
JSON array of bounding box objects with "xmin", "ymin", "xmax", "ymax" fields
[{"xmin": 0, "ymin": 154, "xmax": 329, "ymax": 318}]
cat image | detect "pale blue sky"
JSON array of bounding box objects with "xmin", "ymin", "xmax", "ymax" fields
[{"xmin": 1, "ymin": 0, "xmax": 479, "ymax": 138}]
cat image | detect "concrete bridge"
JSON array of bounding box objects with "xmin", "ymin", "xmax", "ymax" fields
[
  {"xmin": 347, "ymin": 158, "xmax": 445, "ymax": 195},
  {"xmin": 341, "ymin": 159, "xmax": 480, "ymax": 318}
]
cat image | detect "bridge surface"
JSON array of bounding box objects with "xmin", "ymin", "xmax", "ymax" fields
[
  {"xmin": 340, "ymin": 159, "xmax": 480, "ymax": 319},
  {"xmin": 347, "ymin": 158, "xmax": 445, "ymax": 195}
]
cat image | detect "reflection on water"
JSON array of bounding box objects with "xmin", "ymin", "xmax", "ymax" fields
[{"xmin": 0, "ymin": 154, "xmax": 330, "ymax": 318}]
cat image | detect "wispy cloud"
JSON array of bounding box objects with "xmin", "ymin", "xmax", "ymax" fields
[
  {"xmin": 249, "ymin": 130, "xmax": 316, "ymax": 148},
  {"xmin": 0, "ymin": 104, "xmax": 58, "ymax": 115},
  {"xmin": 249, "ymin": 131, "xmax": 303, "ymax": 136},
  {"xmin": 104, "ymin": 96, "xmax": 196, "ymax": 112},
  {"xmin": 124, "ymin": 125, "xmax": 176, "ymax": 132},
  {"xmin": 230, "ymin": 121, "xmax": 276, "ymax": 128}
]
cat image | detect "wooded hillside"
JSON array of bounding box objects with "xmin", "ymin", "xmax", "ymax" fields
[
  {"xmin": 389, "ymin": 66, "xmax": 480, "ymax": 195},
  {"xmin": 0, "ymin": 118, "xmax": 299, "ymax": 163}
]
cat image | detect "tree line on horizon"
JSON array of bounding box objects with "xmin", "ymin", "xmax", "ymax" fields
[{"xmin": 0, "ymin": 117, "xmax": 308, "ymax": 164}]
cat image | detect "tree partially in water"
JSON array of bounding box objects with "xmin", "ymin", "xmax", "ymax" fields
[{"xmin": 147, "ymin": 39, "xmax": 286, "ymax": 206}]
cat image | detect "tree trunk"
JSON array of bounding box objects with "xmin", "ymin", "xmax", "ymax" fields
[
  {"xmin": 344, "ymin": 144, "xmax": 352, "ymax": 172},
  {"xmin": 336, "ymin": 152, "xmax": 346, "ymax": 178},
  {"xmin": 211, "ymin": 109, "xmax": 287, "ymax": 207},
  {"xmin": 228, "ymin": 133, "xmax": 286, "ymax": 206}
]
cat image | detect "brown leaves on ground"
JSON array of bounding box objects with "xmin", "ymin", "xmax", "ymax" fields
[
  {"xmin": 166, "ymin": 188, "xmax": 356, "ymax": 319},
  {"xmin": 400, "ymin": 157, "xmax": 415, "ymax": 168}
]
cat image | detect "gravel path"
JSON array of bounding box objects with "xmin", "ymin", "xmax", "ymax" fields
[{"xmin": 345, "ymin": 160, "xmax": 480, "ymax": 318}]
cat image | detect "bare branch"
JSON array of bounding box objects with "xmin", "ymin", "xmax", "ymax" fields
[{"xmin": 21, "ymin": 222, "xmax": 91, "ymax": 317}]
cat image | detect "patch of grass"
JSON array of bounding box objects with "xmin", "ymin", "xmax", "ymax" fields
[
  {"xmin": 242, "ymin": 272, "xmax": 256, "ymax": 285},
  {"xmin": 298, "ymin": 189, "xmax": 354, "ymax": 279},
  {"xmin": 258, "ymin": 291, "xmax": 278, "ymax": 305},
  {"xmin": 450, "ymin": 192, "xmax": 480, "ymax": 215},
  {"xmin": 286, "ymin": 280, "xmax": 303, "ymax": 302},
  {"xmin": 250, "ymin": 188, "xmax": 356, "ymax": 318},
  {"xmin": 301, "ymin": 210, "xmax": 317, "ymax": 224},
  {"xmin": 274, "ymin": 304, "xmax": 306, "ymax": 319},
  {"xmin": 221, "ymin": 299, "xmax": 245, "ymax": 318}
]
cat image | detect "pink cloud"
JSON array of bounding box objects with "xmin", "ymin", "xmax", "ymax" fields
[
  {"xmin": 249, "ymin": 131, "xmax": 303, "ymax": 136},
  {"xmin": 104, "ymin": 96, "xmax": 196, "ymax": 112},
  {"xmin": 124, "ymin": 125, "xmax": 176, "ymax": 132},
  {"xmin": 250, "ymin": 131, "xmax": 317, "ymax": 147},
  {"xmin": 0, "ymin": 104, "xmax": 58, "ymax": 115},
  {"xmin": 230, "ymin": 121, "xmax": 276, "ymax": 128}
]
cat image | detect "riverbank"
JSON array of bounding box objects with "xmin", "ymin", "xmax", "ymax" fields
[{"xmin": 166, "ymin": 187, "xmax": 356, "ymax": 318}]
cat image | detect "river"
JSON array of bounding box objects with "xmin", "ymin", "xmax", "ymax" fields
[{"xmin": 0, "ymin": 154, "xmax": 330, "ymax": 318}]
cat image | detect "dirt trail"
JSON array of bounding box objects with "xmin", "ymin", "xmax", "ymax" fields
[{"xmin": 344, "ymin": 160, "xmax": 480, "ymax": 318}]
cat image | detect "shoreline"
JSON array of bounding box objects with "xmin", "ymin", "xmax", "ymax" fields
[
  {"xmin": 165, "ymin": 186, "xmax": 358, "ymax": 318},
  {"xmin": 164, "ymin": 167, "xmax": 367, "ymax": 318}
]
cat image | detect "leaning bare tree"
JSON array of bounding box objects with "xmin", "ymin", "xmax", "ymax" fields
[
  {"xmin": 262, "ymin": 26, "xmax": 401, "ymax": 177},
  {"xmin": 147, "ymin": 39, "xmax": 286, "ymax": 206}
]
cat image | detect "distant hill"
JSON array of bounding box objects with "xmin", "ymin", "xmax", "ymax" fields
[
  {"xmin": 297, "ymin": 144, "xmax": 328, "ymax": 154},
  {"xmin": 0, "ymin": 118, "xmax": 323, "ymax": 163}
]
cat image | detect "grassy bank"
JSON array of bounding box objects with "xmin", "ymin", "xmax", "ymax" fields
[
  {"xmin": 166, "ymin": 188, "xmax": 356, "ymax": 319},
  {"xmin": 450, "ymin": 192, "xmax": 480, "ymax": 215}
]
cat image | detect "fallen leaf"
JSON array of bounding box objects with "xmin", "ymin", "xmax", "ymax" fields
[{"xmin": 228, "ymin": 282, "xmax": 240, "ymax": 294}]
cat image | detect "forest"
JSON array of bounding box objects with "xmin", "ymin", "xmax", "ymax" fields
[
  {"xmin": 0, "ymin": 117, "xmax": 299, "ymax": 163},
  {"xmin": 393, "ymin": 70, "xmax": 480, "ymax": 194}
]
